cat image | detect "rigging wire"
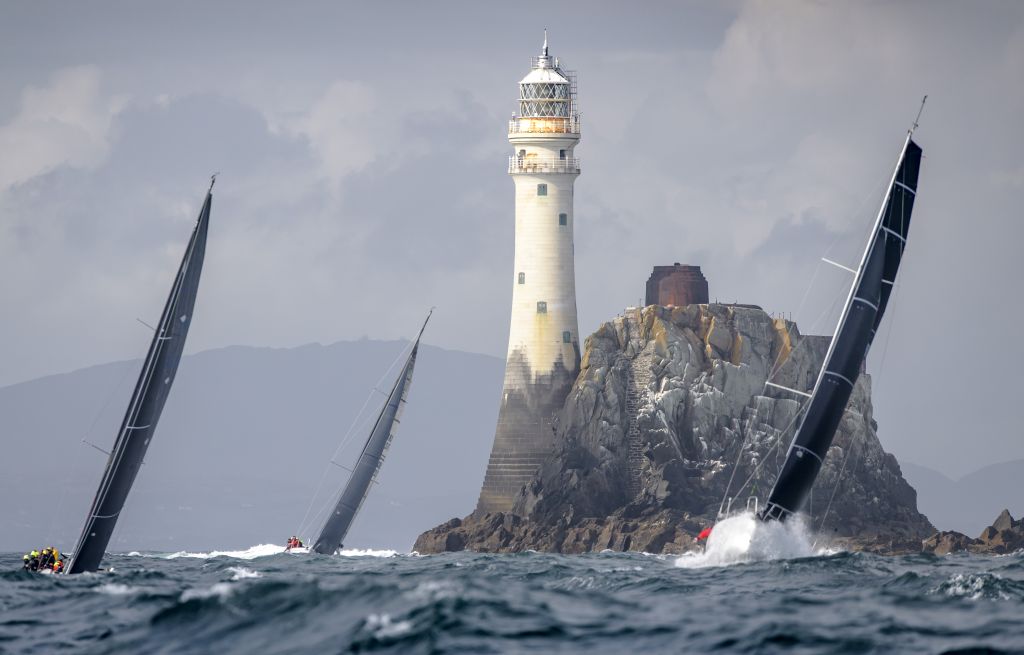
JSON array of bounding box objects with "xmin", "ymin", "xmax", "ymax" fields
[
  {"xmin": 814, "ymin": 430, "xmax": 859, "ymax": 542},
  {"xmin": 720, "ymin": 288, "xmax": 844, "ymax": 515},
  {"xmin": 811, "ymin": 175, "xmax": 913, "ymax": 541},
  {"xmin": 47, "ymin": 357, "xmax": 138, "ymax": 546},
  {"xmin": 719, "ymin": 164, "xmax": 896, "ymax": 515},
  {"xmin": 294, "ymin": 338, "xmax": 416, "ymax": 540}
]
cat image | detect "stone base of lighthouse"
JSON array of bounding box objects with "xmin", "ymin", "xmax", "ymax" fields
[{"xmin": 477, "ymin": 347, "xmax": 578, "ymax": 514}]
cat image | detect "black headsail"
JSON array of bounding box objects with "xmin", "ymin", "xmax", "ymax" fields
[
  {"xmin": 311, "ymin": 312, "xmax": 431, "ymax": 555},
  {"xmin": 65, "ymin": 181, "xmax": 213, "ymax": 573},
  {"xmin": 759, "ymin": 127, "xmax": 923, "ymax": 523}
]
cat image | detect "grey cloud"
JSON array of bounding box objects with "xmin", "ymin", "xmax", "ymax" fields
[{"xmin": 1, "ymin": 0, "xmax": 1022, "ymax": 480}]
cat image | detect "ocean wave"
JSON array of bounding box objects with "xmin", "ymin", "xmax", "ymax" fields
[
  {"xmin": 226, "ymin": 567, "xmax": 262, "ymax": 581},
  {"xmin": 337, "ymin": 548, "xmax": 399, "ymax": 558},
  {"xmin": 4, "ymin": 549, "xmax": 1024, "ymax": 653},
  {"xmin": 163, "ymin": 544, "xmax": 286, "ymax": 560},
  {"xmin": 96, "ymin": 583, "xmax": 141, "ymax": 596},
  {"xmin": 132, "ymin": 544, "xmax": 401, "ymax": 560},
  {"xmin": 180, "ymin": 581, "xmax": 236, "ymax": 602},
  {"xmin": 365, "ymin": 613, "xmax": 414, "ymax": 639},
  {"xmin": 930, "ymin": 573, "xmax": 1024, "ymax": 601}
]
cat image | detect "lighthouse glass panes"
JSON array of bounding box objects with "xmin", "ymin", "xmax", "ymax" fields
[
  {"xmin": 477, "ymin": 35, "xmax": 582, "ymax": 514},
  {"xmin": 520, "ymin": 82, "xmax": 570, "ymax": 116}
]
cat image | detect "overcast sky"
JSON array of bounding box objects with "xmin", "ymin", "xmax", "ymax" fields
[{"xmin": 1, "ymin": 1, "xmax": 1022, "ymax": 477}]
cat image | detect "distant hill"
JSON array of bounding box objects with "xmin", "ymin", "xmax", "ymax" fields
[
  {"xmin": 0, "ymin": 340, "xmax": 502, "ymax": 553},
  {"xmin": 900, "ymin": 460, "xmax": 1024, "ymax": 536}
]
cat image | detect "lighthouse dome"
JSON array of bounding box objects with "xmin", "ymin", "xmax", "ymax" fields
[
  {"xmin": 515, "ymin": 31, "xmax": 575, "ymax": 119},
  {"xmin": 518, "ymin": 66, "xmax": 569, "ymax": 86}
]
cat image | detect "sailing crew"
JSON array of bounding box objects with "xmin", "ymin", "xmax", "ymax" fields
[
  {"xmin": 22, "ymin": 551, "xmax": 39, "ymax": 571},
  {"xmin": 38, "ymin": 548, "xmax": 53, "ymax": 570},
  {"xmin": 697, "ymin": 526, "xmax": 712, "ymax": 552}
]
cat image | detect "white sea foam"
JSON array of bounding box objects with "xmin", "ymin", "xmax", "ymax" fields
[
  {"xmin": 227, "ymin": 566, "xmax": 261, "ymax": 580},
  {"xmin": 140, "ymin": 544, "xmax": 400, "ymax": 560},
  {"xmin": 96, "ymin": 583, "xmax": 140, "ymax": 596},
  {"xmin": 163, "ymin": 544, "xmax": 286, "ymax": 560},
  {"xmin": 180, "ymin": 582, "xmax": 235, "ymax": 602},
  {"xmin": 407, "ymin": 579, "xmax": 460, "ymax": 601},
  {"xmin": 337, "ymin": 548, "xmax": 398, "ymax": 558},
  {"xmin": 675, "ymin": 511, "xmax": 820, "ymax": 569},
  {"xmin": 365, "ymin": 613, "xmax": 413, "ymax": 639},
  {"xmin": 932, "ymin": 573, "xmax": 1011, "ymax": 601}
]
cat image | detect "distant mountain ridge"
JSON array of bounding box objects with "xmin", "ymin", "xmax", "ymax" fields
[
  {"xmin": 900, "ymin": 460, "xmax": 1024, "ymax": 536},
  {"xmin": 0, "ymin": 340, "xmax": 503, "ymax": 553},
  {"xmin": 3, "ymin": 337, "xmax": 1016, "ymax": 555}
]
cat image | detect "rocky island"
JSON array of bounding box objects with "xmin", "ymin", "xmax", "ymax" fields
[
  {"xmin": 417, "ymin": 304, "xmax": 935, "ymax": 555},
  {"xmin": 923, "ymin": 510, "xmax": 1024, "ymax": 555}
]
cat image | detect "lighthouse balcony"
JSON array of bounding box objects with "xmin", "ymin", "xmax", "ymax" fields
[
  {"xmin": 508, "ymin": 156, "xmax": 581, "ymax": 175},
  {"xmin": 508, "ymin": 116, "xmax": 580, "ymax": 135}
]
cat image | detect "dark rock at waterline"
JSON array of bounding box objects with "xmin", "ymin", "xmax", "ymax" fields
[
  {"xmin": 416, "ymin": 305, "xmax": 935, "ymax": 555},
  {"xmin": 922, "ymin": 509, "xmax": 1024, "ymax": 555}
]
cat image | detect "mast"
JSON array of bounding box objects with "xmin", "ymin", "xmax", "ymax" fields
[
  {"xmin": 311, "ymin": 311, "xmax": 432, "ymax": 554},
  {"xmin": 759, "ymin": 121, "xmax": 923, "ymax": 522},
  {"xmin": 65, "ymin": 180, "xmax": 214, "ymax": 573}
]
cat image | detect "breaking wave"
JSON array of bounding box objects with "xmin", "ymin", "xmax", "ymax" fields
[
  {"xmin": 674, "ymin": 511, "xmax": 821, "ymax": 568},
  {"xmin": 162, "ymin": 544, "xmax": 285, "ymax": 560},
  {"xmin": 226, "ymin": 567, "xmax": 261, "ymax": 580},
  {"xmin": 136, "ymin": 545, "xmax": 401, "ymax": 560},
  {"xmin": 931, "ymin": 572, "xmax": 1024, "ymax": 601},
  {"xmin": 338, "ymin": 548, "xmax": 399, "ymax": 558}
]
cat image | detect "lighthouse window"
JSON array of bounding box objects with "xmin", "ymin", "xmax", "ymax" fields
[
  {"xmin": 536, "ymin": 301, "xmax": 547, "ymax": 314},
  {"xmin": 518, "ymin": 272, "xmax": 525, "ymax": 284},
  {"xmin": 559, "ymin": 149, "xmax": 566, "ymax": 160},
  {"xmin": 558, "ymin": 213, "xmax": 567, "ymax": 226},
  {"xmin": 537, "ymin": 184, "xmax": 547, "ymax": 196},
  {"xmin": 562, "ymin": 331, "xmax": 572, "ymax": 343}
]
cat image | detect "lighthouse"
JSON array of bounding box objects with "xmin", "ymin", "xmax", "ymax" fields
[{"xmin": 477, "ymin": 34, "xmax": 582, "ymax": 514}]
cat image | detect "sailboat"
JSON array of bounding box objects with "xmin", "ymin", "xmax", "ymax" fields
[
  {"xmin": 757, "ymin": 108, "xmax": 924, "ymax": 523},
  {"xmin": 308, "ymin": 311, "xmax": 432, "ymax": 555},
  {"xmin": 63, "ymin": 179, "xmax": 214, "ymax": 574}
]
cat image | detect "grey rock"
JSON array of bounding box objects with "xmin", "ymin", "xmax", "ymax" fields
[
  {"xmin": 418, "ymin": 304, "xmax": 935, "ymax": 554},
  {"xmin": 922, "ymin": 509, "xmax": 1024, "ymax": 555}
]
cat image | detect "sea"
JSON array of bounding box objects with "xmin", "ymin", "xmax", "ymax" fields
[{"xmin": 2, "ymin": 514, "xmax": 1022, "ymax": 654}]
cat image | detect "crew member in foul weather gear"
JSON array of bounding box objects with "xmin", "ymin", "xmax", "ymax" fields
[
  {"xmin": 52, "ymin": 559, "xmax": 64, "ymax": 573},
  {"xmin": 697, "ymin": 526, "xmax": 712, "ymax": 552}
]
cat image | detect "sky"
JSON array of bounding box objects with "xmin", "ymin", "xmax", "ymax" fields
[{"xmin": 1, "ymin": 0, "xmax": 1022, "ymax": 478}]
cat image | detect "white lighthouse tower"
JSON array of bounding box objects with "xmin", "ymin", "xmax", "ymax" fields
[{"xmin": 477, "ymin": 34, "xmax": 582, "ymax": 514}]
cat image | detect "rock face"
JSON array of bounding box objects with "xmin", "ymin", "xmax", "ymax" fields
[
  {"xmin": 923, "ymin": 509, "xmax": 1024, "ymax": 555},
  {"xmin": 416, "ymin": 305, "xmax": 934, "ymax": 554}
]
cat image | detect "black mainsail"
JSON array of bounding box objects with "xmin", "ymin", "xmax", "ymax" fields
[
  {"xmin": 311, "ymin": 312, "xmax": 431, "ymax": 555},
  {"xmin": 65, "ymin": 181, "xmax": 213, "ymax": 573},
  {"xmin": 759, "ymin": 127, "xmax": 923, "ymax": 523}
]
